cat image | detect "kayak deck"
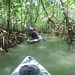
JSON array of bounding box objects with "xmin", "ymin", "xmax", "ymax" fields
[
  {"xmin": 27, "ymin": 35, "xmax": 42, "ymax": 43},
  {"xmin": 11, "ymin": 56, "xmax": 51, "ymax": 75}
]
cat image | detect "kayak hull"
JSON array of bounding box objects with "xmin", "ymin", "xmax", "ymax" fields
[
  {"xmin": 27, "ymin": 38, "xmax": 40, "ymax": 43},
  {"xmin": 27, "ymin": 36, "xmax": 42, "ymax": 43},
  {"xmin": 11, "ymin": 56, "xmax": 51, "ymax": 75}
]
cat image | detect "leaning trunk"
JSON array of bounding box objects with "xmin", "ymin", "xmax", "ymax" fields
[
  {"xmin": 60, "ymin": 0, "xmax": 69, "ymax": 27},
  {"xmin": 41, "ymin": 0, "xmax": 55, "ymax": 25}
]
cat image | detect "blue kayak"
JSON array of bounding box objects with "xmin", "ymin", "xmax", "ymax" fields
[{"xmin": 11, "ymin": 56, "xmax": 51, "ymax": 75}]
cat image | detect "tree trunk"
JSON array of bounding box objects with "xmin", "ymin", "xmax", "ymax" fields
[
  {"xmin": 67, "ymin": 0, "xmax": 68, "ymax": 17},
  {"xmin": 60, "ymin": 0, "xmax": 74, "ymax": 45},
  {"xmin": 52, "ymin": 0, "xmax": 55, "ymax": 17},
  {"xmin": 60, "ymin": 0, "xmax": 69, "ymax": 27},
  {"xmin": 21, "ymin": 2, "xmax": 22, "ymax": 26},
  {"xmin": 40, "ymin": 0, "xmax": 55, "ymax": 25},
  {"xmin": 7, "ymin": 0, "xmax": 11, "ymax": 32},
  {"xmin": 34, "ymin": 3, "xmax": 40, "ymax": 23}
]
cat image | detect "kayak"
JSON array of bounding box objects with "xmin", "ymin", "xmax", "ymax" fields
[
  {"xmin": 27, "ymin": 38, "xmax": 40, "ymax": 43},
  {"xmin": 27, "ymin": 36, "xmax": 42, "ymax": 43},
  {"xmin": 11, "ymin": 56, "xmax": 51, "ymax": 75}
]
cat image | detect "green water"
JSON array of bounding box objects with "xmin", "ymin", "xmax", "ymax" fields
[{"xmin": 0, "ymin": 34, "xmax": 75, "ymax": 75}]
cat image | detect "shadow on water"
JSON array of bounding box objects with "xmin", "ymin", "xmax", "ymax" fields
[{"xmin": 0, "ymin": 34, "xmax": 75, "ymax": 75}]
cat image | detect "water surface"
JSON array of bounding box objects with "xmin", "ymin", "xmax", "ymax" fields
[{"xmin": 0, "ymin": 34, "xmax": 75, "ymax": 75}]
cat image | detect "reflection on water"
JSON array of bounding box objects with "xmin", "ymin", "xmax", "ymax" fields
[{"xmin": 0, "ymin": 34, "xmax": 75, "ymax": 75}]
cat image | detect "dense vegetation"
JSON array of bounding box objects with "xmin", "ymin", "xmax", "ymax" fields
[{"xmin": 0, "ymin": 0, "xmax": 75, "ymax": 52}]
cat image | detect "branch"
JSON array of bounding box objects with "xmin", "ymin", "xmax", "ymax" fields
[{"xmin": 41, "ymin": 0, "xmax": 55, "ymax": 25}]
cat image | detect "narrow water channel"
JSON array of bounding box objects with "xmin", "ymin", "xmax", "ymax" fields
[{"xmin": 0, "ymin": 34, "xmax": 75, "ymax": 75}]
